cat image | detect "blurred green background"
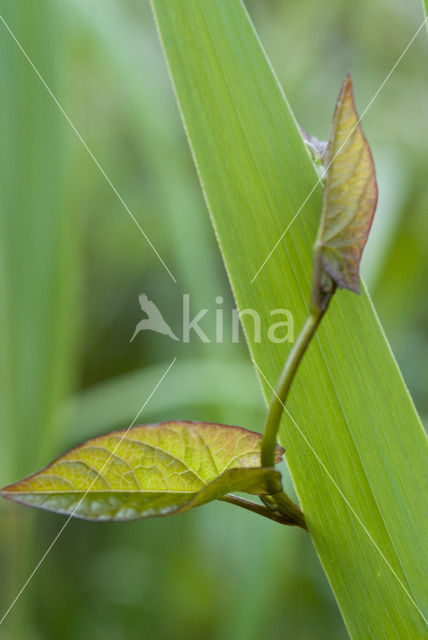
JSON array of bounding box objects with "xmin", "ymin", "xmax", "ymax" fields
[{"xmin": 0, "ymin": 1, "xmax": 427, "ymax": 638}]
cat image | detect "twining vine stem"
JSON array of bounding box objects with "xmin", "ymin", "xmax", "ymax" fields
[
  {"xmin": 259, "ymin": 283, "xmax": 334, "ymax": 530},
  {"xmin": 261, "ymin": 309, "xmax": 324, "ymax": 468}
]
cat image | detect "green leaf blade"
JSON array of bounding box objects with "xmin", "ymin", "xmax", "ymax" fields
[{"xmin": 1, "ymin": 421, "xmax": 283, "ymax": 521}]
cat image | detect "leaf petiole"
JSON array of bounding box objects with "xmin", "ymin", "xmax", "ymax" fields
[{"xmin": 221, "ymin": 494, "xmax": 306, "ymax": 528}]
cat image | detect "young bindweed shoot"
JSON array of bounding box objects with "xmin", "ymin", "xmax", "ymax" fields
[
  {"xmin": 259, "ymin": 74, "xmax": 377, "ymax": 525},
  {"xmin": 1, "ymin": 74, "xmax": 377, "ymax": 534}
]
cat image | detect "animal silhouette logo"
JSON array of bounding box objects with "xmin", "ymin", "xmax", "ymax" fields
[{"xmin": 130, "ymin": 294, "xmax": 179, "ymax": 342}]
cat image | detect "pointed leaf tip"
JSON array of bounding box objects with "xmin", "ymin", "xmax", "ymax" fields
[
  {"xmin": 312, "ymin": 73, "xmax": 378, "ymax": 307},
  {"xmin": 1, "ymin": 421, "xmax": 284, "ymax": 521}
]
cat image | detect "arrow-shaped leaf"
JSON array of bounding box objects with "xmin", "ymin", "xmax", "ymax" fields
[
  {"xmin": 312, "ymin": 73, "xmax": 378, "ymax": 308},
  {"xmin": 1, "ymin": 421, "xmax": 283, "ymax": 521}
]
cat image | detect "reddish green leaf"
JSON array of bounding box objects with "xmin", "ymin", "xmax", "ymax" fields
[
  {"xmin": 1, "ymin": 421, "xmax": 283, "ymax": 521},
  {"xmin": 313, "ymin": 73, "xmax": 378, "ymax": 301}
]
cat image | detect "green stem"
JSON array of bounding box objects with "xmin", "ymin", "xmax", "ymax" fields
[
  {"xmin": 257, "ymin": 304, "xmax": 332, "ymax": 530},
  {"xmin": 261, "ymin": 492, "xmax": 308, "ymax": 530},
  {"xmin": 261, "ymin": 308, "xmax": 325, "ymax": 468}
]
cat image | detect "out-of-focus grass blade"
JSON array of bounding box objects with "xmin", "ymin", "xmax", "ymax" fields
[
  {"xmin": 151, "ymin": 2, "xmax": 428, "ymax": 637},
  {"xmin": 64, "ymin": 0, "xmax": 226, "ymax": 312},
  {"xmin": 0, "ymin": 2, "xmax": 79, "ymax": 479},
  {"xmin": 61, "ymin": 358, "xmax": 264, "ymax": 443},
  {"xmin": 0, "ymin": 3, "xmax": 79, "ymax": 636}
]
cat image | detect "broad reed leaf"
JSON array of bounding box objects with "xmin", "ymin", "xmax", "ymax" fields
[
  {"xmin": 151, "ymin": 2, "xmax": 428, "ymax": 637},
  {"xmin": 312, "ymin": 73, "xmax": 378, "ymax": 306},
  {"xmin": 1, "ymin": 422, "xmax": 283, "ymax": 521}
]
